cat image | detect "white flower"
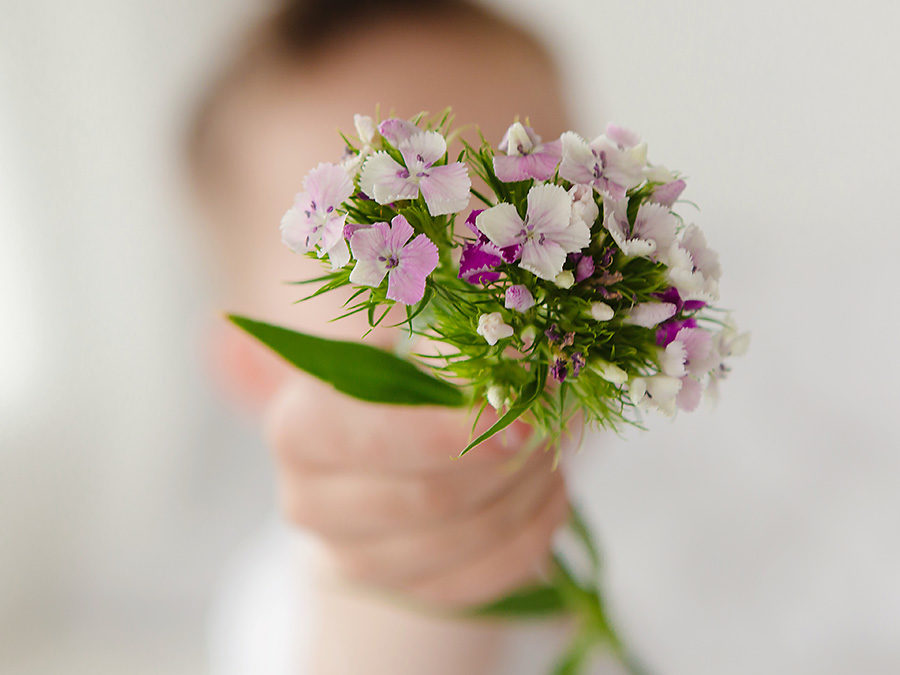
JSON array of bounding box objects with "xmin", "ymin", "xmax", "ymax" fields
[
  {"xmin": 590, "ymin": 360, "xmax": 627, "ymax": 385},
  {"xmin": 624, "ymin": 302, "xmax": 676, "ymax": 328},
  {"xmin": 590, "ymin": 301, "xmax": 614, "ymax": 321},
  {"xmin": 603, "ymin": 198, "xmax": 679, "ymax": 262},
  {"xmin": 554, "ymin": 270, "xmax": 575, "ymax": 288},
  {"xmin": 629, "ymin": 374, "xmax": 683, "ymax": 416},
  {"xmin": 476, "ymin": 312, "xmax": 514, "ymax": 346},
  {"xmin": 342, "ymin": 114, "xmax": 378, "ymax": 175}
]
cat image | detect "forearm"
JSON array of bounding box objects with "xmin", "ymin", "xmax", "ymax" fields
[{"xmin": 309, "ymin": 557, "xmax": 504, "ymax": 675}]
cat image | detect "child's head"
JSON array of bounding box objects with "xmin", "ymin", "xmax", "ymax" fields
[{"xmin": 186, "ymin": 0, "xmax": 569, "ymax": 406}]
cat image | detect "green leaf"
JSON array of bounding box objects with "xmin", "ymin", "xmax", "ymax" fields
[
  {"xmin": 471, "ymin": 584, "xmax": 567, "ymax": 618},
  {"xmin": 459, "ymin": 362, "xmax": 547, "ymax": 455},
  {"xmin": 569, "ymin": 505, "xmax": 602, "ymax": 581},
  {"xmin": 227, "ymin": 315, "xmax": 466, "ymax": 408}
]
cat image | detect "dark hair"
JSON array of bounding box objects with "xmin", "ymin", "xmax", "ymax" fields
[{"xmin": 272, "ymin": 0, "xmax": 468, "ymax": 54}]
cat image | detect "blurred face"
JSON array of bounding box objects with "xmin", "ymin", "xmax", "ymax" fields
[{"xmin": 197, "ymin": 14, "xmax": 568, "ymax": 405}]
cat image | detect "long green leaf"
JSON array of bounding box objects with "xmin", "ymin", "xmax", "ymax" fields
[
  {"xmin": 459, "ymin": 362, "xmax": 548, "ymax": 455},
  {"xmin": 471, "ymin": 584, "xmax": 567, "ymax": 618},
  {"xmin": 228, "ymin": 315, "xmax": 465, "ymax": 408}
]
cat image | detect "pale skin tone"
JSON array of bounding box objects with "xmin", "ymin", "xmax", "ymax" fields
[{"xmin": 196, "ymin": 13, "xmax": 573, "ymax": 674}]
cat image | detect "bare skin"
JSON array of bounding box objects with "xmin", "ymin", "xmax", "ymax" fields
[{"xmin": 196, "ymin": 13, "xmax": 572, "ymax": 674}]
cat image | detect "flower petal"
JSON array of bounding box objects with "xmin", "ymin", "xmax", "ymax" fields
[
  {"xmin": 476, "ymin": 203, "xmax": 524, "ymax": 249},
  {"xmin": 303, "ymin": 162, "xmax": 354, "ymax": 209},
  {"xmin": 349, "ymin": 223, "xmax": 390, "ymax": 287},
  {"xmin": 399, "ymin": 130, "xmax": 447, "ymax": 168},
  {"xmin": 559, "ymin": 131, "xmax": 595, "ymax": 185},
  {"xmin": 280, "ymin": 206, "xmax": 316, "ymax": 253},
  {"xmin": 319, "ymin": 213, "xmax": 349, "ymax": 252},
  {"xmin": 624, "ymin": 302, "xmax": 677, "ymax": 328},
  {"xmin": 359, "ymin": 152, "xmax": 417, "ymax": 204},
  {"xmin": 505, "ymin": 284, "xmax": 535, "ymax": 312},
  {"xmin": 354, "ymin": 114, "xmax": 376, "ymax": 143},
  {"xmin": 651, "ymin": 179, "xmax": 686, "ymax": 206},
  {"xmin": 605, "ymin": 123, "xmax": 641, "ymax": 149},
  {"xmin": 526, "ymin": 183, "xmax": 571, "ymax": 234},
  {"xmin": 387, "ymin": 214, "xmax": 415, "ymax": 251},
  {"xmin": 387, "ymin": 233, "xmax": 439, "ymax": 304},
  {"xmin": 325, "ymin": 237, "xmax": 351, "ymax": 270},
  {"xmin": 676, "ymin": 376, "xmax": 703, "ymax": 412},
  {"xmin": 492, "ymin": 155, "xmax": 533, "ymax": 182},
  {"xmin": 378, "ymin": 118, "xmax": 419, "ymax": 146},
  {"xmin": 520, "ymin": 239, "xmax": 566, "ymax": 280},
  {"xmin": 419, "ymin": 163, "xmax": 471, "ymax": 216}
]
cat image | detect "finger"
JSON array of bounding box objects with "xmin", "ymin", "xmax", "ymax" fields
[
  {"xmin": 406, "ymin": 478, "xmax": 569, "ymax": 609},
  {"xmin": 277, "ymin": 442, "xmax": 554, "ymax": 538},
  {"xmin": 327, "ymin": 453, "xmax": 563, "ymax": 585},
  {"xmin": 265, "ymin": 377, "xmax": 529, "ymax": 475}
]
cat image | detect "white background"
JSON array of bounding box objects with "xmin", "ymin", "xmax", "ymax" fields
[{"xmin": 1, "ymin": 1, "xmax": 898, "ymax": 673}]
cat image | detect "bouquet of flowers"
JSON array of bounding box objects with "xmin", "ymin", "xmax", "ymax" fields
[{"xmin": 229, "ymin": 111, "xmax": 747, "ymax": 674}]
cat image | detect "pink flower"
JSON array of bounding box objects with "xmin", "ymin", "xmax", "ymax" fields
[
  {"xmin": 348, "ymin": 215, "xmax": 439, "ymax": 305},
  {"xmin": 377, "ymin": 118, "xmax": 420, "ymax": 146},
  {"xmin": 475, "ymin": 184, "xmax": 590, "ymax": 280},
  {"xmin": 667, "ymin": 225, "xmax": 722, "ymax": 302},
  {"xmin": 492, "ymin": 122, "xmax": 562, "ymax": 182},
  {"xmin": 280, "ymin": 163, "xmax": 354, "ymax": 269},
  {"xmin": 651, "ymin": 179, "xmax": 686, "ymax": 206},
  {"xmin": 505, "ymin": 285, "xmax": 535, "ymax": 312},
  {"xmin": 658, "ymin": 326, "xmax": 718, "ymax": 412},
  {"xmin": 359, "ymin": 130, "xmax": 470, "ymax": 216},
  {"xmin": 559, "ymin": 125, "xmax": 647, "ymax": 200}
]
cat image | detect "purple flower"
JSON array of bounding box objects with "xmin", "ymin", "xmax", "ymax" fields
[
  {"xmin": 559, "ymin": 126, "xmax": 647, "ymax": 200},
  {"xmin": 571, "ymin": 352, "xmax": 586, "ymax": 377},
  {"xmin": 280, "ymin": 162, "xmax": 354, "ymax": 269},
  {"xmin": 492, "ymin": 122, "xmax": 562, "ymax": 182},
  {"xmin": 651, "ymin": 179, "xmax": 686, "ymax": 207},
  {"xmin": 550, "ymin": 357, "xmax": 568, "ymax": 382},
  {"xmin": 505, "ymin": 285, "xmax": 535, "ymax": 312},
  {"xmin": 458, "ymin": 210, "xmax": 520, "ymax": 285},
  {"xmin": 653, "ymin": 287, "xmax": 707, "ymax": 315},
  {"xmin": 656, "ymin": 317, "xmax": 698, "ymax": 347},
  {"xmin": 545, "ymin": 324, "xmax": 561, "ymax": 343},
  {"xmin": 349, "ymin": 214, "xmax": 439, "ymax": 305},
  {"xmin": 359, "ymin": 130, "xmax": 471, "ymax": 216},
  {"xmin": 475, "ymin": 184, "xmax": 590, "ymax": 280},
  {"xmin": 459, "ymin": 242, "xmax": 502, "ymax": 285},
  {"xmin": 569, "ymin": 252, "xmax": 595, "ymax": 282}
]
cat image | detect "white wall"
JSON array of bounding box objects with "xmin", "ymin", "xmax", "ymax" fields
[{"xmin": 1, "ymin": 1, "xmax": 898, "ymax": 673}]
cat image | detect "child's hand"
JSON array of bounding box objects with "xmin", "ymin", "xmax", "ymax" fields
[{"xmin": 265, "ymin": 376, "xmax": 569, "ymax": 609}]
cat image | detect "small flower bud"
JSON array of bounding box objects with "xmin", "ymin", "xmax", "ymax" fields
[
  {"xmin": 590, "ymin": 359, "xmax": 627, "ymax": 386},
  {"xmin": 505, "ymin": 284, "xmax": 535, "ymax": 312},
  {"xmin": 476, "ymin": 312, "xmax": 514, "ymax": 346},
  {"xmin": 590, "ymin": 301, "xmax": 614, "ymax": 321},
  {"xmin": 520, "ymin": 325, "xmax": 538, "ymax": 350},
  {"xmin": 486, "ymin": 385, "xmax": 507, "ymax": 410},
  {"xmin": 554, "ymin": 270, "xmax": 575, "ymax": 288}
]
